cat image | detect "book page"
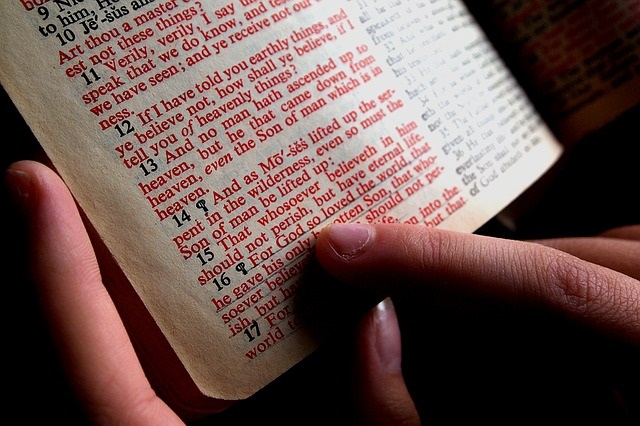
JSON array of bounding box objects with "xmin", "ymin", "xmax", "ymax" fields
[
  {"xmin": 0, "ymin": 0, "xmax": 562, "ymax": 401},
  {"xmin": 467, "ymin": 0, "xmax": 640, "ymax": 146}
]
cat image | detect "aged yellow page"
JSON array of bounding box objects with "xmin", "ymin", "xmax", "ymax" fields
[{"xmin": 0, "ymin": 0, "xmax": 562, "ymax": 402}]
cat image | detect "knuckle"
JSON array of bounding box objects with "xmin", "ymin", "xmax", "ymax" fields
[
  {"xmin": 410, "ymin": 227, "xmax": 451, "ymax": 272},
  {"xmin": 545, "ymin": 253, "xmax": 595, "ymax": 313},
  {"xmin": 542, "ymin": 251, "xmax": 628, "ymax": 321}
]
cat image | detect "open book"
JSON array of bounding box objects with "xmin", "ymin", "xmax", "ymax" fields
[{"xmin": 1, "ymin": 0, "xmax": 638, "ymax": 417}]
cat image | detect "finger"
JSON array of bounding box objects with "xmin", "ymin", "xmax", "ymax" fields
[
  {"xmin": 533, "ymin": 236, "xmax": 640, "ymax": 280},
  {"xmin": 315, "ymin": 223, "xmax": 640, "ymax": 344},
  {"xmin": 354, "ymin": 298, "xmax": 421, "ymax": 426},
  {"xmin": 5, "ymin": 161, "xmax": 182, "ymax": 424},
  {"xmin": 599, "ymin": 224, "xmax": 640, "ymax": 241}
]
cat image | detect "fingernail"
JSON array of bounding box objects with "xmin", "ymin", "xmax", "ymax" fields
[
  {"xmin": 326, "ymin": 224, "xmax": 372, "ymax": 260},
  {"xmin": 5, "ymin": 169, "xmax": 35, "ymax": 210},
  {"xmin": 373, "ymin": 298, "xmax": 402, "ymax": 372}
]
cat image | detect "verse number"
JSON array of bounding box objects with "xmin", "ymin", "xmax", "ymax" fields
[
  {"xmin": 81, "ymin": 68, "xmax": 101, "ymax": 85},
  {"xmin": 244, "ymin": 320, "xmax": 261, "ymax": 342},
  {"xmin": 116, "ymin": 120, "xmax": 135, "ymax": 138},
  {"xmin": 37, "ymin": 6, "xmax": 50, "ymax": 20},
  {"xmin": 172, "ymin": 210, "xmax": 192, "ymax": 228},
  {"xmin": 212, "ymin": 271, "xmax": 230, "ymax": 291},
  {"xmin": 139, "ymin": 158, "xmax": 159, "ymax": 176},
  {"xmin": 197, "ymin": 247, "xmax": 215, "ymax": 266},
  {"xmin": 56, "ymin": 28, "xmax": 76, "ymax": 46}
]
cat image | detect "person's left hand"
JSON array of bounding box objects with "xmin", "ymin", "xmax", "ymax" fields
[{"xmin": 6, "ymin": 160, "xmax": 420, "ymax": 425}]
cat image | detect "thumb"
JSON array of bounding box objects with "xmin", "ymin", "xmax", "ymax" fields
[{"xmin": 354, "ymin": 298, "xmax": 421, "ymax": 426}]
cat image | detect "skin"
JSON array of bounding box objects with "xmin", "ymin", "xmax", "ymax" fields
[
  {"xmin": 6, "ymin": 159, "xmax": 639, "ymax": 424},
  {"xmin": 314, "ymin": 222, "xmax": 640, "ymax": 423},
  {"xmin": 5, "ymin": 160, "xmax": 418, "ymax": 425},
  {"xmin": 315, "ymin": 223, "xmax": 640, "ymax": 345}
]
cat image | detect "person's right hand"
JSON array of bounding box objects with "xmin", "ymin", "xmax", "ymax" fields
[{"xmin": 315, "ymin": 222, "xmax": 640, "ymax": 422}]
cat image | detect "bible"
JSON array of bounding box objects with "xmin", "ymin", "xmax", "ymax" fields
[{"xmin": 1, "ymin": 0, "xmax": 638, "ymax": 418}]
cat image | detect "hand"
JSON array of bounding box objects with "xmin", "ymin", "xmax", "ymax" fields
[
  {"xmin": 5, "ymin": 160, "xmax": 420, "ymax": 425},
  {"xmin": 6, "ymin": 160, "xmax": 189, "ymax": 424},
  {"xmin": 315, "ymin": 222, "xmax": 640, "ymax": 422}
]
